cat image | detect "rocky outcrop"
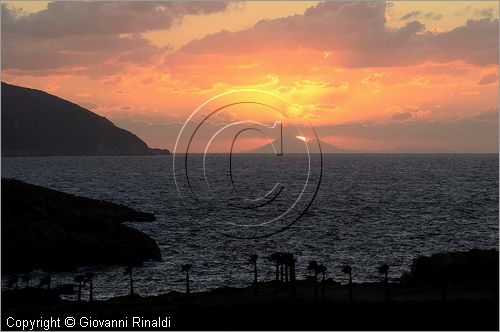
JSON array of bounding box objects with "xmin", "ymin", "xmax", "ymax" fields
[
  {"xmin": 1, "ymin": 179, "xmax": 161, "ymax": 273},
  {"xmin": 401, "ymin": 249, "xmax": 499, "ymax": 289},
  {"xmin": 149, "ymin": 148, "xmax": 172, "ymax": 155},
  {"xmin": 1, "ymin": 82, "xmax": 170, "ymax": 156}
]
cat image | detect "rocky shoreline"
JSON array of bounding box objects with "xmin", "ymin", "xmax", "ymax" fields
[
  {"xmin": 1, "ymin": 179, "xmax": 161, "ymax": 273},
  {"xmin": 2, "ymin": 248, "xmax": 498, "ymax": 330},
  {"xmin": 2, "ymin": 277, "xmax": 498, "ymax": 330},
  {"xmin": 1, "ymin": 179, "xmax": 498, "ymax": 330}
]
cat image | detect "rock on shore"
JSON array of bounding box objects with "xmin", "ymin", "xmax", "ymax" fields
[
  {"xmin": 1, "ymin": 178, "xmax": 162, "ymax": 273},
  {"xmin": 401, "ymin": 248, "xmax": 499, "ymax": 288}
]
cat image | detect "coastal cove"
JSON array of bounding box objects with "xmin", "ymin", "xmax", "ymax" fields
[
  {"xmin": 1, "ymin": 179, "xmax": 161, "ymax": 273},
  {"xmin": 2, "ymin": 258, "xmax": 498, "ymax": 331},
  {"xmin": 1, "ymin": 154, "xmax": 498, "ymax": 299},
  {"xmin": 2, "ymin": 2, "xmax": 499, "ymax": 330}
]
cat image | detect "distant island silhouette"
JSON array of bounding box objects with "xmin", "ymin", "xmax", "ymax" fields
[
  {"xmin": 247, "ymin": 129, "xmax": 455, "ymax": 154},
  {"xmin": 248, "ymin": 130, "xmax": 349, "ymax": 153},
  {"xmin": 1, "ymin": 82, "xmax": 170, "ymax": 156}
]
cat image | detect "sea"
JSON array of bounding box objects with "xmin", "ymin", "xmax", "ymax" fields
[{"xmin": 1, "ymin": 154, "xmax": 498, "ymax": 300}]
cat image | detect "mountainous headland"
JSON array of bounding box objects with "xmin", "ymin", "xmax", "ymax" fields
[
  {"xmin": 1, "ymin": 82, "xmax": 170, "ymax": 156},
  {"xmin": 1, "ymin": 179, "xmax": 161, "ymax": 273}
]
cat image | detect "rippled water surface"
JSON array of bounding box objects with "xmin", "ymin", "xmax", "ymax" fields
[{"xmin": 2, "ymin": 154, "xmax": 498, "ymax": 300}]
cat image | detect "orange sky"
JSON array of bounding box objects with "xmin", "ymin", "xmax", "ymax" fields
[{"xmin": 1, "ymin": 1, "xmax": 498, "ymax": 152}]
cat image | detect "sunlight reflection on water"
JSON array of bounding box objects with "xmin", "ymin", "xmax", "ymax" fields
[{"xmin": 2, "ymin": 154, "xmax": 498, "ymax": 300}]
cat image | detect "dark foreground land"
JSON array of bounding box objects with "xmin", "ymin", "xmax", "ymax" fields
[
  {"xmin": 2, "ymin": 179, "xmax": 498, "ymax": 330},
  {"xmin": 1, "ymin": 178, "xmax": 161, "ymax": 273},
  {"xmin": 2, "ymin": 281, "xmax": 498, "ymax": 331}
]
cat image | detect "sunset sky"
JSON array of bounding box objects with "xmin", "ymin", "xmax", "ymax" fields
[{"xmin": 1, "ymin": 1, "xmax": 498, "ymax": 152}]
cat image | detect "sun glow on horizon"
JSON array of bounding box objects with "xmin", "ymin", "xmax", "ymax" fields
[{"xmin": 1, "ymin": 1, "xmax": 498, "ymax": 152}]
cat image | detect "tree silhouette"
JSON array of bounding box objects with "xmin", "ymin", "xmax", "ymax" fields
[
  {"xmin": 377, "ymin": 263, "xmax": 390, "ymax": 302},
  {"xmin": 308, "ymin": 261, "xmax": 319, "ymax": 300},
  {"xmin": 318, "ymin": 264, "xmax": 327, "ymax": 300},
  {"xmin": 270, "ymin": 253, "xmax": 281, "ymax": 289},
  {"xmin": 249, "ymin": 254, "xmax": 258, "ymax": 293},
  {"xmin": 21, "ymin": 273, "xmax": 30, "ymax": 289},
  {"xmin": 124, "ymin": 266, "xmax": 134, "ymax": 296},
  {"xmin": 279, "ymin": 254, "xmax": 285, "ymax": 283},
  {"xmin": 85, "ymin": 272, "xmax": 96, "ymax": 302},
  {"xmin": 6, "ymin": 274, "xmax": 18, "ymax": 290},
  {"xmin": 181, "ymin": 264, "xmax": 192, "ymax": 296},
  {"xmin": 74, "ymin": 275, "xmax": 85, "ymax": 302},
  {"xmin": 283, "ymin": 253, "xmax": 297, "ymax": 297},
  {"xmin": 342, "ymin": 265, "xmax": 353, "ymax": 301},
  {"xmin": 284, "ymin": 256, "xmax": 289, "ymax": 283},
  {"xmin": 38, "ymin": 275, "xmax": 51, "ymax": 290}
]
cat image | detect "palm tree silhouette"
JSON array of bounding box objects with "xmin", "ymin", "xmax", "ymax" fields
[
  {"xmin": 318, "ymin": 264, "xmax": 327, "ymax": 300},
  {"xmin": 377, "ymin": 263, "xmax": 390, "ymax": 302},
  {"xmin": 38, "ymin": 275, "xmax": 51, "ymax": 290},
  {"xmin": 85, "ymin": 272, "xmax": 96, "ymax": 302},
  {"xmin": 6, "ymin": 274, "xmax": 19, "ymax": 290},
  {"xmin": 249, "ymin": 254, "xmax": 258, "ymax": 293},
  {"xmin": 21, "ymin": 273, "xmax": 30, "ymax": 289},
  {"xmin": 308, "ymin": 261, "xmax": 319, "ymax": 300},
  {"xmin": 74, "ymin": 275, "xmax": 85, "ymax": 302},
  {"xmin": 284, "ymin": 256, "xmax": 289, "ymax": 283},
  {"xmin": 124, "ymin": 266, "xmax": 134, "ymax": 296},
  {"xmin": 279, "ymin": 254, "xmax": 285, "ymax": 283},
  {"xmin": 342, "ymin": 265, "xmax": 353, "ymax": 301},
  {"xmin": 181, "ymin": 264, "xmax": 192, "ymax": 296},
  {"xmin": 283, "ymin": 253, "xmax": 297, "ymax": 297},
  {"xmin": 270, "ymin": 253, "xmax": 281, "ymax": 288}
]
